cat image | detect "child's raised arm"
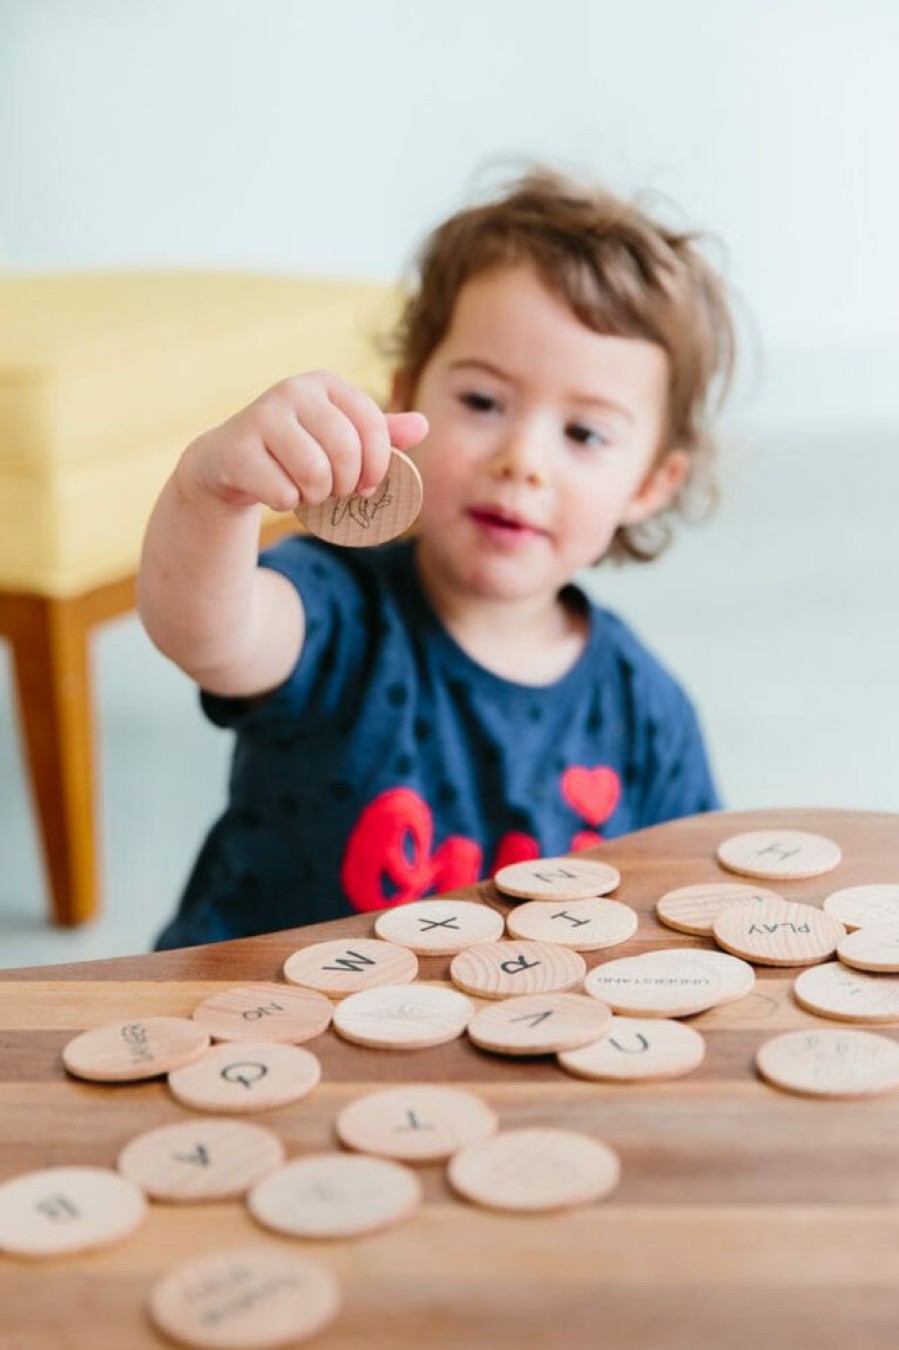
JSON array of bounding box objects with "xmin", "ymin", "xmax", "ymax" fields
[{"xmin": 137, "ymin": 371, "xmax": 427, "ymax": 698}]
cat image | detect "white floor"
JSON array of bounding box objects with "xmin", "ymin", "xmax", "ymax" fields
[{"xmin": 2, "ymin": 423, "xmax": 898, "ymax": 970}]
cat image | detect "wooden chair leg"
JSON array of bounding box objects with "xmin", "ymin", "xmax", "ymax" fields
[{"xmin": 2, "ymin": 593, "xmax": 100, "ymax": 926}]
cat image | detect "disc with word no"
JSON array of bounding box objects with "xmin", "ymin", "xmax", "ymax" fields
[
  {"xmin": 712, "ymin": 898, "xmax": 845, "ymax": 967},
  {"xmin": 335, "ymin": 1085, "xmax": 498, "ymax": 1163},
  {"xmin": 248, "ymin": 1153, "xmax": 422, "ymax": 1239},
  {"xmin": 332, "ymin": 982, "xmax": 475, "ymax": 1050},
  {"xmin": 756, "ymin": 1027, "xmax": 899, "ymax": 1099},
  {"xmin": 192, "ymin": 983, "xmax": 333, "ymax": 1043},
  {"xmin": 168, "ymin": 1041, "xmax": 321, "ymax": 1114},
  {"xmin": 149, "ymin": 1246, "xmax": 341, "ymax": 1349},
  {"xmin": 583, "ymin": 952, "xmax": 724, "ymax": 1017},
  {"xmin": 716, "ymin": 829, "xmax": 842, "ymax": 881},
  {"xmin": 557, "ymin": 1015, "xmax": 706, "ymax": 1083},
  {"xmin": 449, "ymin": 939, "xmax": 586, "ymax": 1000},
  {"xmin": 118, "ymin": 1118, "xmax": 285, "ymax": 1202},
  {"xmin": 493, "ymin": 855, "xmax": 620, "ymax": 902},
  {"xmin": 374, "ymin": 898, "xmax": 505, "ymax": 954},
  {"xmin": 294, "ymin": 448, "xmax": 422, "ymax": 547},
  {"xmin": 447, "ymin": 1128, "xmax": 620, "ymax": 1212},
  {"xmin": 282, "ymin": 938, "xmax": 418, "ymax": 999},
  {"xmin": 0, "ymin": 1166, "xmax": 146, "ymax": 1257},
  {"xmin": 467, "ymin": 992, "xmax": 612, "ymax": 1056}
]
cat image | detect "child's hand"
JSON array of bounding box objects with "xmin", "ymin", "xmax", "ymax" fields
[{"xmin": 178, "ymin": 371, "xmax": 428, "ymax": 513}]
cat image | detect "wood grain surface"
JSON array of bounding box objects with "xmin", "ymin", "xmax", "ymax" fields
[{"xmin": 3, "ymin": 807, "xmax": 899, "ymax": 1350}]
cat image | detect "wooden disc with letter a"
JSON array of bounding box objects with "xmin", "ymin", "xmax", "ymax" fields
[{"xmin": 294, "ymin": 448, "xmax": 422, "ymax": 547}]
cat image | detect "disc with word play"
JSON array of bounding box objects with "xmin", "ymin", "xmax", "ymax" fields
[
  {"xmin": 374, "ymin": 898, "xmax": 505, "ymax": 954},
  {"xmin": 716, "ymin": 829, "xmax": 842, "ymax": 881},
  {"xmin": 248, "ymin": 1153, "xmax": 422, "ymax": 1239},
  {"xmin": 447, "ymin": 1128, "xmax": 621, "ymax": 1213},
  {"xmin": 294, "ymin": 447, "xmax": 422, "ymax": 547},
  {"xmin": 167, "ymin": 1041, "xmax": 321, "ymax": 1114},
  {"xmin": 149, "ymin": 1246, "xmax": 341, "ymax": 1350},
  {"xmin": 557, "ymin": 1015, "xmax": 706, "ymax": 1083},
  {"xmin": 493, "ymin": 855, "xmax": 620, "ymax": 901},
  {"xmin": 335, "ymin": 1085, "xmax": 499, "ymax": 1163},
  {"xmin": 117, "ymin": 1118, "xmax": 285, "ymax": 1202},
  {"xmin": 712, "ymin": 898, "xmax": 845, "ymax": 967},
  {"xmin": 0, "ymin": 1166, "xmax": 147, "ymax": 1257},
  {"xmin": 191, "ymin": 983, "xmax": 333, "ymax": 1043},
  {"xmin": 449, "ymin": 939, "xmax": 587, "ymax": 1000},
  {"xmin": 282, "ymin": 938, "xmax": 418, "ymax": 998},
  {"xmin": 467, "ymin": 992, "xmax": 613, "ymax": 1056},
  {"xmin": 505, "ymin": 896, "xmax": 637, "ymax": 951},
  {"xmin": 332, "ymin": 983, "xmax": 475, "ymax": 1049},
  {"xmin": 62, "ymin": 1016, "xmax": 210, "ymax": 1083}
]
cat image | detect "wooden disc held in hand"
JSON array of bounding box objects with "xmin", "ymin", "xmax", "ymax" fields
[{"xmin": 294, "ymin": 448, "xmax": 422, "ymax": 547}]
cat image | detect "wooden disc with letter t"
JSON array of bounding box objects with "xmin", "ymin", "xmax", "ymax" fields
[{"xmin": 294, "ymin": 447, "xmax": 422, "ymax": 547}]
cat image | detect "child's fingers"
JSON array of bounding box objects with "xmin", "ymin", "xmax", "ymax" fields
[
  {"xmin": 322, "ymin": 376, "xmax": 393, "ymax": 496},
  {"xmin": 385, "ymin": 411, "xmax": 429, "ymax": 451},
  {"xmin": 262, "ymin": 417, "xmax": 337, "ymax": 506}
]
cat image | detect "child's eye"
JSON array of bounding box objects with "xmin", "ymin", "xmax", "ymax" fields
[
  {"xmin": 566, "ymin": 422, "xmax": 608, "ymax": 448},
  {"xmin": 459, "ymin": 391, "xmax": 499, "ymax": 413}
]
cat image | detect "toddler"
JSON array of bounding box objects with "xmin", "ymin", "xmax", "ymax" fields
[{"xmin": 139, "ymin": 168, "xmax": 735, "ymax": 949}]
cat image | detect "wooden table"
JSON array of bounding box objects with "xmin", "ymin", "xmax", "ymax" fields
[{"xmin": 3, "ymin": 807, "xmax": 899, "ymax": 1350}]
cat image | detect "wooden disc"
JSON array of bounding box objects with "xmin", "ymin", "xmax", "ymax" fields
[
  {"xmin": 374, "ymin": 899, "xmax": 505, "ymax": 954},
  {"xmin": 62, "ymin": 1016, "xmax": 210, "ymax": 1083},
  {"xmin": 793, "ymin": 961, "xmax": 899, "ymax": 1024},
  {"xmin": 331, "ymin": 983, "xmax": 474, "ymax": 1049},
  {"xmin": 447, "ymin": 1128, "xmax": 620, "ymax": 1212},
  {"xmin": 668, "ymin": 948, "xmax": 756, "ymax": 1004},
  {"xmin": 294, "ymin": 447, "xmax": 422, "ymax": 547},
  {"xmin": 149, "ymin": 1246, "xmax": 341, "ymax": 1348},
  {"xmin": 756, "ymin": 1027, "xmax": 899, "ymax": 1099},
  {"xmin": 467, "ymin": 993, "xmax": 612, "ymax": 1056},
  {"xmin": 823, "ymin": 883, "xmax": 899, "ymax": 931},
  {"xmin": 335, "ymin": 1085, "xmax": 498, "ymax": 1163},
  {"xmin": 282, "ymin": 938, "xmax": 417, "ymax": 999},
  {"xmin": 837, "ymin": 923, "xmax": 899, "ymax": 973},
  {"xmin": 713, "ymin": 898, "xmax": 846, "ymax": 967},
  {"xmin": 248, "ymin": 1154, "xmax": 422, "ymax": 1239},
  {"xmin": 505, "ymin": 897, "xmax": 638, "ymax": 952},
  {"xmin": 192, "ymin": 984, "xmax": 332, "ymax": 1044},
  {"xmin": 583, "ymin": 952, "xmax": 723, "ymax": 1017},
  {"xmin": 716, "ymin": 829, "xmax": 842, "ymax": 881},
  {"xmin": 0, "ymin": 1166, "xmax": 146, "ymax": 1257},
  {"xmin": 168, "ymin": 1041, "xmax": 321, "ymax": 1114},
  {"xmin": 558, "ymin": 1015, "xmax": 706, "ymax": 1082},
  {"xmin": 117, "ymin": 1118, "xmax": 285, "ymax": 1202},
  {"xmin": 449, "ymin": 940, "xmax": 586, "ymax": 1001},
  {"xmin": 656, "ymin": 882, "xmax": 783, "ymax": 936},
  {"xmin": 493, "ymin": 855, "xmax": 620, "ymax": 901}
]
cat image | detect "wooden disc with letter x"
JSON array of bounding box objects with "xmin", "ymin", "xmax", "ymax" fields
[
  {"xmin": 449, "ymin": 940, "xmax": 586, "ymax": 1000},
  {"xmin": 282, "ymin": 938, "xmax": 418, "ymax": 999},
  {"xmin": 716, "ymin": 829, "xmax": 841, "ymax": 881},
  {"xmin": 118, "ymin": 1118, "xmax": 285, "ymax": 1201},
  {"xmin": 335, "ymin": 1085, "xmax": 498, "ymax": 1163},
  {"xmin": 294, "ymin": 447, "xmax": 422, "ymax": 547},
  {"xmin": 374, "ymin": 899, "xmax": 505, "ymax": 954},
  {"xmin": 192, "ymin": 984, "xmax": 333, "ymax": 1043},
  {"xmin": 467, "ymin": 993, "xmax": 612, "ymax": 1056},
  {"xmin": 493, "ymin": 855, "xmax": 620, "ymax": 902}
]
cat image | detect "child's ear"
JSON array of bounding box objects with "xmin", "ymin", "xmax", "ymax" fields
[{"xmin": 621, "ymin": 449, "xmax": 689, "ymax": 527}]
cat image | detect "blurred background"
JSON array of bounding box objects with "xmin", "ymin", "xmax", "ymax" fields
[{"xmin": 1, "ymin": 0, "xmax": 897, "ymax": 968}]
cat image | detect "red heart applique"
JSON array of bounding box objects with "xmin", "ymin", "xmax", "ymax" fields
[{"xmin": 561, "ymin": 765, "xmax": 621, "ymax": 827}]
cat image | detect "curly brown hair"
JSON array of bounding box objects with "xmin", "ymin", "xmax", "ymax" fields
[{"xmin": 387, "ymin": 167, "xmax": 736, "ymax": 562}]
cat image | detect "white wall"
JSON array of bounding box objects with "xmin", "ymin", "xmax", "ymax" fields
[{"xmin": 2, "ymin": 0, "xmax": 899, "ymax": 431}]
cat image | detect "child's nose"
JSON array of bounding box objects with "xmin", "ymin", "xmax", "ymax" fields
[{"xmin": 490, "ymin": 423, "xmax": 548, "ymax": 487}]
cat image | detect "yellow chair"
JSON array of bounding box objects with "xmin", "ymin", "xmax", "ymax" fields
[{"xmin": 0, "ymin": 271, "xmax": 397, "ymax": 925}]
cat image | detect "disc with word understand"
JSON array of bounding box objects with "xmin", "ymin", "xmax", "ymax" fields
[
  {"xmin": 449, "ymin": 939, "xmax": 586, "ymax": 1001},
  {"xmin": 374, "ymin": 898, "xmax": 505, "ymax": 954},
  {"xmin": 493, "ymin": 855, "xmax": 620, "ymax": 902},
  {"xmin": 467, "ymin": 992, "xmax": 612, "ymax": 1056},
  {"xmin": 62, "ymin": 1016, "xmax": 210, "ymax": 1083},
  {"xmin": 192, "ymin": 983, "xmax": 333, "ymax": 1044},
  {"xmin": 447, "ymin": 1128, "xmax": 620, "ymax": 1213},
  {"xmin": 712, "ymin": 898, "xmax": 846, "ymax": 968},
  {"xmin": 0, "ymin": 1166, "xmax": 146, "ymax": 1258},
  {"xmin": 674, "ymin": 948, "xmax": 756, "ymax": 1004},
  {"xmin": 117, "ymin": 1118, "xmax": 285, "ymax": 1202},
  {"xmin": 655, "ymin": 881, "xmax": 783, "ymax": 937},
  {"xmin": 294, "ymin": 447, "xmax": 422, "ymax": 548},
  {"xmin": 756, "ymin": 1027, "xmax": 899, "ymax": 1099},
  {"xmin": 336, "ymin": 1085, "xmax": 498, "ymax": 1164},
  {"xmin": 558, "ymin": 1015, "xmax": 706, "ymax": 1083},
  {"xmin": 505, "ymin": 896, "xmax": 638, "ymax": 952},
  {"xmin": 793, "ymin": 962, "xmax": 899, "ymax": 1024},
  {"xmin": 716, "ymin": 829, "xmax": 842, "ymax": 881},
  {"xmin": 282, "ymin": 938, "xmax": 418, "ymax": 999},
  {"xmin": 168, "ymin": 1041, "xmax": 321, "ymax": 1114},
  {"xmin": 583, "ymin": 951, "xmax": 724, "ymax": 1017},
  {"xmin": 332, "ymin": 982, "xmax": 475, "ymax": 1050},
  {"xmin": 248, "ymin": 1153, "xmax": 422, "ymax": 1239},
  {"xmin": 837, "ymin": 923, "xmax": 899, "ymax": 974},
  {"xmin": 823, "ymin": 883, "xmax": 899, "ymax": 931},
  {"xmin": 149, "ymin": 1246, "xmax": 341, "ymax": 1350}
]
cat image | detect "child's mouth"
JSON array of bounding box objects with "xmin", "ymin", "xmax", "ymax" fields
[{"xmin": 468, "ymin": 507, "xmax": 541, "ymax": 537}]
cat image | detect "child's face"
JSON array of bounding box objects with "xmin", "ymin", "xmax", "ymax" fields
[{"xmin": 401, "ymin": 264, "xmax": 684, "ymax": 612}]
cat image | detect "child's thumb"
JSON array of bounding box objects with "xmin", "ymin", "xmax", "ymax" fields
[{"xmin": 386, "ymin": 411, "xmax": 429, "ymax": 450}]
